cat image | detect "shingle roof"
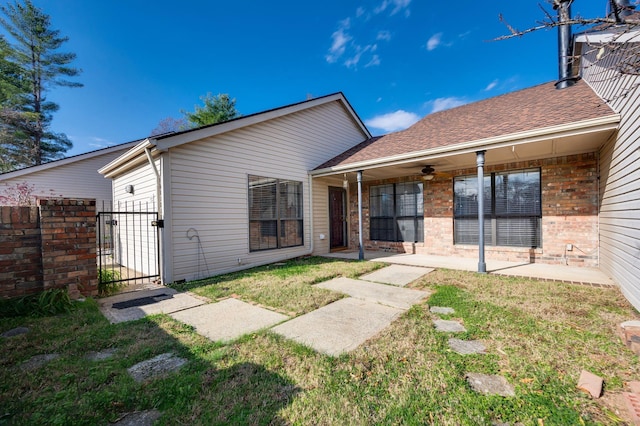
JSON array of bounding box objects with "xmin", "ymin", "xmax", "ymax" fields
[{"xmin": 315, "ymin": 81, "xmax": 616, "ymax": 170}]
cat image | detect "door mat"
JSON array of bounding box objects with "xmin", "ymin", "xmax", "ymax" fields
[{"xmin": 112, "ymin": 294, "xmax": 173, "ymax": 309}]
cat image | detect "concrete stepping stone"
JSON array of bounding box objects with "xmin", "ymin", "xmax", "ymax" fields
[
  {"xmin": 434, "ymin": 319, "xmax": 466, "ymax": 333},
  {"xmin": 430, "ymin": 306, "xmax": 455, "ymax": 315},
  {"xmin": 449, "ymin": 338, "xmax": 486, "ymax": 355},
  {"xmin": 127, "ymin": 352, "xmax": 186, "ymax": 383},
  {"xmin": 21, "ymin": 353, "xmax": 60, "ymax": 371},
  {"xmin": 170, "ymin": 298, "xmax": 288, "ymax": 343},
  {"xmin": 359, "ymin": 265, "xmax": 434, "ymax": 287},
  {"xmin": 1, "ymin": 326, "xmax": 29, "ymax": 337},
  {"xmin": 86, "ymin": 348, "xmax": 117, "ymax": 361},
  {"xmin": 99, "ymin": 288, "xmax": 206, "ymax": 324},
  {"xmin": 466, "ymin": 373, "xmax": 515, "ymax": 397},
  {"xmin": 272, "ymin": 297, "xmax": 404, "ymax": 356},
  {"xmin": 112, "ymin": 410, "xmax": 162, "ymax": 426},
  {"xmin": 315, "ymin": 277, "xmax": 429, "ymax": 309}
]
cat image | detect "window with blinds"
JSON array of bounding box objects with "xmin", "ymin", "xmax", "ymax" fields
[
  {"xmin": 370, "ymin": 182, "xmax": 424, "ymax": 242},
  {"xmin": 249, "ymin": 175, "xmax": 303, "ymax": 251},
  {"xmin": 453, "ymin": 168, "xmax": 541, "ymax": 248}
]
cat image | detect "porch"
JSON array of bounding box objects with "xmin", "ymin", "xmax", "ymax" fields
[{"xmin": 321, "ymin": 251, "xmax": 615, "ymax": 287}]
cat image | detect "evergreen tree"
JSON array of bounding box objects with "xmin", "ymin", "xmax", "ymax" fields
[
  {"xmin": 182, "ymin": 93, "xmax": 240, "ymax": 128},
  {"xmin": 0, "ymin": 0, "xmax": 81, "ymax": 168}
]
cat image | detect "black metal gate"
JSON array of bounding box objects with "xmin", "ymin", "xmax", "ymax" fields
[{"xmin": 97, "ymin": 210, "xmax": 160, "ymax": 287}]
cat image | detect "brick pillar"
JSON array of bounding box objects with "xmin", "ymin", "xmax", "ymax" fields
[
  {"xmin": 39, "ymin": 198, "xmax": 98, "ymax": 297},
  {"xmin": 0, "ymin": 206, "xmax": 43, "ymax": 298}
]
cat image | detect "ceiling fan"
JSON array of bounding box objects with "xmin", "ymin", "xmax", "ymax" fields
[
  {"xmin": 396, "ymin": 163, "xmax": 440, "ymax": 180},
  {"xmin": 418, "ymin": 165, "xmax": 436, "ymax": 180}
]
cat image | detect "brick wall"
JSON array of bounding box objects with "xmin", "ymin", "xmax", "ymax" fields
[
  {"xmin": 0, "ymin": 198, "xmax": 98, "ymax": 299},
  {"xmin": 348, "ymin": 153, "xmax": 600, "ymax": 267},
  {"xmin": 0, "ymin": 207, "xmax": 42, "ymax": 298}
]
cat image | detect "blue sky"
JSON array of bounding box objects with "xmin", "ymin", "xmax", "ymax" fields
[{"xmin": 4, "ymin": 0, "xmax": 608, "ymax": 156}]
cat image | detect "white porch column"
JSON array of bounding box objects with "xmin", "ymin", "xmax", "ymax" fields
[
  {"xmin": 477, "ymin": 151, "xmax": 487, "ymax": 273},
  {"xmin": 357, "ymin": 170, "xmax": 364, "ymax": 261}
]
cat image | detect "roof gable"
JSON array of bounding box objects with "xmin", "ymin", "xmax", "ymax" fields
[
  {"xmin": 100, "ymin": 93, "xmax": 370, "ymax": 178},
  {"xmin": 315, "ymin": 81, "xmax": 618, "ymax": 171},
  {"xmin": 154, "ymin": 92, "xmax": 370, "ymax": 151},
  {"xmin": 0, "ymin": 140, "xmax": 140, "ymax": 181}
]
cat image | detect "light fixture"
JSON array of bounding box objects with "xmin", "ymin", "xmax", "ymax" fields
[
  {"xmin": 421, "ymin": 165, "xmax": 435, "ymax": 180},
  {"xmin": 125, "ymin": 184, "xmax": 134, "ymax": 194},
  {"xmin": 342, "ymin": 173, "xmax": 349, "ymax": 189}
]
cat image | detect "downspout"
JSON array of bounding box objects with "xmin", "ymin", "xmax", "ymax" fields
[
  {"xmin": 308, "ymin": 174, "xmax": 314, "ymax": 255},
  {"xmin": 145, "ymin": 146, "xmax": 164, "ymax": 283},
  {"xmin": 357, "ymin": 170, "xmax": 364, "ymax": 260},
  {"xmin": 145, "ymin": 147, "xmax": 162, "ymax": 218}
]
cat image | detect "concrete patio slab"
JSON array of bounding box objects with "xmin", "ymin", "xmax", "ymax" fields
[
  {"xmin": 492, "ymin": 262, "xmax": 615, "ymax": 286},
  {"xmin": 322, "ymin": 252, "xmax": 614, "ymax": 287},
  {"xmin": 315, "ymin": 277, "xmax": 429, "ymax": 309},
  {"xmin": 170, "ymin": 298, "xmax": 288, "ymax": 343},
  {"xmin": 272, "ymin": 297, "xmax": 404, "ymax": 356},
  {"xmin": 359, "ymin": 264, "xmax": 434, "ymax": 287},
  {"xmin": 98, "ymin": 288, "xmax": 206, "ymax": 324}
]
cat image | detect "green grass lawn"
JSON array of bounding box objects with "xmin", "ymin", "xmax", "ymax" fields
[{"xmin": 1, "ymin": 257, "xmax": 639, "ymax": 425}]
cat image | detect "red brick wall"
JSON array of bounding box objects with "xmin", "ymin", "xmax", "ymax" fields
[
  {"xmin": 0, "ymin": 198, "xmax": 98, "ymax": 299},
  {"xmin": 0, "ymin": 206, "xmax": 43, "ymax": 298},
  {"xmin": 348, "ymin": 153, "xmax": 599, "ymax": 267}
]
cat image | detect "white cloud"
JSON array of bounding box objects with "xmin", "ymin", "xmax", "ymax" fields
[
  {"xmin": 326, "ymin": 21, "xmax": 352, "ymax": 63},
  {"xmin": 374, "ymin": 0, "xmax": 389, "ymax": 14},
  {"xmin": 377, "ymin": 30, "xmax": 392, "ymax": 41},
  {"xmin": 88, "ymin": 137, "xmax": 115, "ymax": 148},
  {"xmin": 391, "ymin": 0, "xmax": 411, "ymax": 16},
  {"xmin": 426, "ymin": 32, "xmax": 443, "ymax": 51},
  {"xmin": 365, "ymin": 110, "xmax": 420, "ymax": 132},
  {"xmin": 484, "ymin": 79, "xmax": 498, "ymax": 91},
  {"xmin": 365, "ymin": 54, "xmax": 381, "ymax": 67},
  {"xmin": 326, "ymin": 2, "xmax": 408, "ymax": 69},
  {"xmin": 344, "ymin": 44, "xmax": 376, "ymax": 68},
  {"xmin": 374, "ymin": 0, "xmax": 411, "ymax": 16},
  {"xmin": 429, "ymin": 97, "xmax": 468, "ymax": 113}
]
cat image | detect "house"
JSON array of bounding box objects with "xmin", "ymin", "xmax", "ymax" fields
[
  {"xmin": 98, "ymin": 94, "xmax": 371, "ymax": 283},
  {"xmin": 0, "ymin": 140, "xmax": 139, "ymax": 209},
  {"xmin": 99, "ymin": 1, "xmax": 640, "ymax": 311}
]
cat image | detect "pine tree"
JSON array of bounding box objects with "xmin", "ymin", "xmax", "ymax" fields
[
  {"xmin": 0, "ymin": 0, "xmax": 81, "ymax": 167},
  {"xmin": 182, "ymin": 93, "xmax": 240, "ymax": 128}
]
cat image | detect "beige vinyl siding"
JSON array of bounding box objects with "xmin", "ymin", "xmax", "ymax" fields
[
  {"xmin": 581, "ymin": 41, "xmax": 640, "ymax": 309},
  {"xmin": 0, "ymin": 148, "xmax": 129, "ymax": 209},
  {"xmin": 312, "ymin": 179, "xmax": 331, "ymax": 254},
  {"xmin": 169, "ymin": 100, "xmax": 366, "ymax": 282},
  {"xmin": 111, "ymin": 159, "xmax": 160, "ymax": 276}
]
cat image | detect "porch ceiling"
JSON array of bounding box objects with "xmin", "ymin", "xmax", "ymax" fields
[{"xmin": 321, "ymin": 127, "xmax": 615, "ymax": 183}]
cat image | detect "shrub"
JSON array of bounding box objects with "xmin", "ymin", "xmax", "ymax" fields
[
  {"xmin": 98, "ymin": 268, "xmax": 123, "ymax": 296},
  {"xmin": 0, "ymin": 289, "xmax": 74, "ymax": 318}
]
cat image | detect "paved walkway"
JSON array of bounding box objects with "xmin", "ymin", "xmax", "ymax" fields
[
  {"xmin": 323, "ymin": 252, "xmax": 615, "ymax": 287},
  {"xmin": 98, "ymin": 264, "xmax": 433, "ymax": 356}
]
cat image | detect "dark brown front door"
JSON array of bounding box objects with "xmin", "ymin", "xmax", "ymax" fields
[{"xmin": 329, "ymin": 187, "xmax": 347, "ymax": 249}]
